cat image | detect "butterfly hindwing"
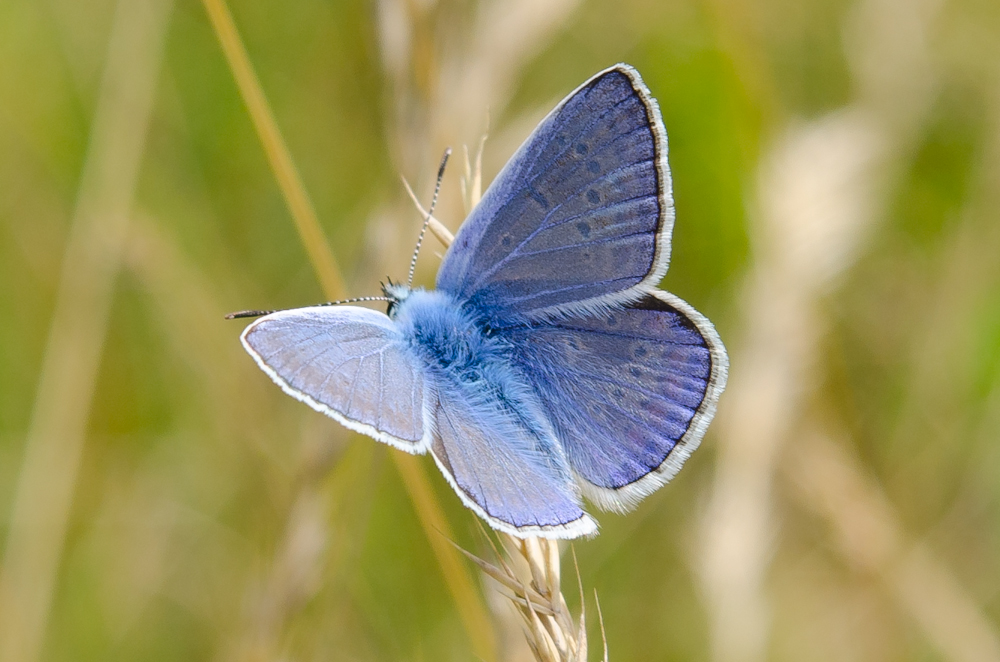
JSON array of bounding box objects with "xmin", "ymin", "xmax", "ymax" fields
[
  {"xmin": 504, "ymin": 290, "xmax": 728, "ymax": 512},
  {"xmin": 241, "ymin": 306, "xmax": 431, "ymax": 452},
  {"xmin": 428, "ymin": 379, "xmax": 597, "ymax": 537},
  {"xmin": 436, "ymin": 64, "xmax": 673, "ymax": 324}
]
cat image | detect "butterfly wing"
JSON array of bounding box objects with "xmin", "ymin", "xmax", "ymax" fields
[
  {"xmin": 428, "ymin": 382, "xmax": 597, "ymax": 538},
  {"xmin": 241, "ymin": 306, "xmax": 432, "ymax": 452},
  {"xmin": 505, "ymin": 291, "xmax": 728, "ymax": 512},
  {"xmin": 436, "ymin": 64, "xmax": 672, "ymax": 324}
]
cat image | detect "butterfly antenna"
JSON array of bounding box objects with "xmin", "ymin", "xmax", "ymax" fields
[
  {"xmin": 407, "ymin": 147, "xmax": 451, "ymax": 287},
  {"xmin": 225, "ymin": 309, "xmax": 276, "ymax": 319},
  {"xmin": 224, "ymin": 296, "xmax": 393, "ymax": 320}
]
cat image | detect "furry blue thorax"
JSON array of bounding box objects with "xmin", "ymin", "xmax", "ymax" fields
[
  {"xmin": 389, "ymin": 287, "xmax": 569, "ymax": 476},
  {"xmin": 389, "ymin": 287, "xmax": 494, "ymax": 380}
]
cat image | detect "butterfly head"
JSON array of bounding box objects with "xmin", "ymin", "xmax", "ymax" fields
[{"xmin": 382, "ymin": 278, "xmax": 413, "ymax": 318}]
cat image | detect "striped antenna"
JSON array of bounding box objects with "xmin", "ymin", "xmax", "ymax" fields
[
  {"xmin": 407, "ymin": 148, "xmax": 451, "ymax": 287},
  {"xmin": 225, "ymin": 296, "xmax": 393, "ymax": 320}
]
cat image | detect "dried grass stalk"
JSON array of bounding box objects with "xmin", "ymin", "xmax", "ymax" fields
[
  {"xmin": 413, "ymin": 142, "xmax": 605, "ymax": 662},
  {"xmin": 458, "ymin": 534, "xmax": 606, "ymax": 662}
]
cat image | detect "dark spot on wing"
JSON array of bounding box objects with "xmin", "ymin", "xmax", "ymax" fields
[
  {"xmin": 587, "ymin": 160, "xmax": 601, "ymax": 174},
  {"xmin": 587, "ymin": 189, "xmax": 600, "ymax": 204},
  {"xmin": 528, "ymin": 185, "xmax": 549, "ymax": 209},
  {"xmin": 576, "ymin": 221, "xmax": 591, "ymax": 238},
  {"xmin": 575, "ymin": 143, "xmax": 588, "ymax": 155}
]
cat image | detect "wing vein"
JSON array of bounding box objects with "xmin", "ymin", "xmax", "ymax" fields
[
  {"xmin": 531, "ymin": 325, "xmax": 708, "ymax": 347},
  {"xmin": 502, "ymin": 276, "xmax": 639, "ymax": 304},
  {"xmin": 505, "ymin": 230, "xmax": 650, "ymax": 260},
  {"xmin": 544, "ymin": 364, "xmax": 705, "ymax": 405}
]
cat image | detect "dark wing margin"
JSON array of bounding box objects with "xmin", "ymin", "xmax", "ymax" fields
[
  {"xmin": 436, "ymin": 64, "xmax": 674, "ymax": 325},
  {"xmin": 240, "ymin": 306, "xmax": 432, "ymax": 453},
  {"xmin": 505, "ymin": 290, "xmax": 728, "ymax": 512}
]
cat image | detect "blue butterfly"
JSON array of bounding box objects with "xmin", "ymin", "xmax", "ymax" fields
[{"xmin": 237, "ymin": 64, "xmax": 728, "ymax": 538}]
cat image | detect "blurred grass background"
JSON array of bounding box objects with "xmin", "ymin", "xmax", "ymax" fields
[{"xmin": 1, "ymin": 0, "xmax": 999, "ymax": 660}]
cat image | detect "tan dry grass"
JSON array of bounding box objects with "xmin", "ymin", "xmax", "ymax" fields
[{"xmin": 460, "ymin": 535, "xmax": 604, "ymax": 662}]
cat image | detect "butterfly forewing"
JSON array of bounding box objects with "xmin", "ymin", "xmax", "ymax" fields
[
  {"xmin": 241, "ymin": 306, "xmax": 430, "ymax": 452},
  {"xmin": 436, "ymin": 65, "xmax": 673, "ymax": 323}
]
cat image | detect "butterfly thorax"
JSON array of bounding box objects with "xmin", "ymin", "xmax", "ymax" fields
[
  {"xmin": 392, "ymin": 287, "xmax": 569, "ymax": 477},
  {"xmin": 391, "ymin": 288, "xmax": 492, "ymax": 379}
]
